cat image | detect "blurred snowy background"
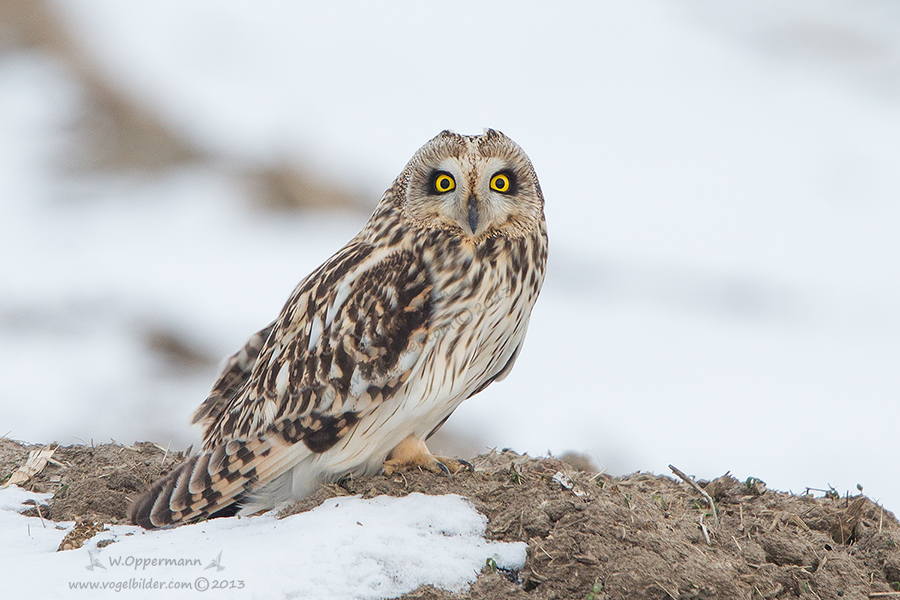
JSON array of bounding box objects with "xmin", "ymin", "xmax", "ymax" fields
[{"xmin": 2, "ymin": 1, "xmax": 899, "ymax": 509}]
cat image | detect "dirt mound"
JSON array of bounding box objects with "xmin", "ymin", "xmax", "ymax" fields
[
  {"xmin": 3, "ymin": 439, "xmax": 899, "ymax": 599},
  {"xmin": 0, "ymin": 438, "xmax": 184, "ymax": 523}
]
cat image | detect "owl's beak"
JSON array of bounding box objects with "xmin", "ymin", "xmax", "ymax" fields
[{"xmin": 467, "ymin": 195, "xmax": 479, "ymax": 235}]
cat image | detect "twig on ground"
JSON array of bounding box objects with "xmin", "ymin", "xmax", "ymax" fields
[
  {"xmin": 35, "ymin": 503, "xmax": 46, "ymax": 529},
  {"xmin": 158, "ymin": 438, "xmax": 172, "ymax": 474},
  {"xmin": 699, "ymin": 513, "xmax": 712, "ymax": 545},
  {"xmin": 653, "ymin": 581, "xmax": 677, "ymax": 599},
  {"xmin": 47, "ymin": 457, "xmax": 68, "ymax": 469},
  {"xmin": 4, "ymin": 445, "xmax": 57, "ymax": 488},
  {"xmin": 669, "ymin": 464, "xmax": 718, "ymax": 526},
  {"xmin": 769, "ymin": 513, "xmax": 781, "ymax": 532},
  {"xmin": 806, "ymin": 581, "xmax": 823, "ymax": 600}
]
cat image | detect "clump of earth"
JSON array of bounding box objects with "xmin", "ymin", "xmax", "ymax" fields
[{"xmin": 2, "ymin": 438, "xmax": 898, "ymax": 599}]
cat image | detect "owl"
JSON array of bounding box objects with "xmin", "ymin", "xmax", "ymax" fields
[{"xmin": 130, "ymin": 129, "xmax": 548, "ymax": 528}]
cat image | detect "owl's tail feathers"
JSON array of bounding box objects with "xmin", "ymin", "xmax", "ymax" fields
[{"xmin": 129, "ymin": 439, "xmax": 272, "ymax": 529}]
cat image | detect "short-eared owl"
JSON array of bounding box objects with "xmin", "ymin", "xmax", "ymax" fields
[{"xmin": 131, "ymin": 129, "xmax": 548, "ymax": 528}]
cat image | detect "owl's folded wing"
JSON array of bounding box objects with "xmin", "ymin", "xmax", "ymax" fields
[
  {"xmin": 130, "ymin": 243, "xmax": 435, "ymax": 528},
  {"xmin": 191, "ymin": 321, "xmax": 275, "ymax": 435}
]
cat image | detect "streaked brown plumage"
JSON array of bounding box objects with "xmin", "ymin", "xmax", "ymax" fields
[{"xmin": 130, "ymin": 129, "xmax": 548, "ymax": 528}]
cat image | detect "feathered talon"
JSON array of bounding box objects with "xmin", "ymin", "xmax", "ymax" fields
[{"xmin": 381, "ymin": 436, "xmax": 470, "ymax": 477}]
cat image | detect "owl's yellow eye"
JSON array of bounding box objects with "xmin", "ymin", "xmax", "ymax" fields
[
  {"xmin": 490, "ymin": 173, "xmax": 511, "ymax": 193},
  {"xmin": 433, "ymin": 173, "xmax": 456, "ymax": 193}
]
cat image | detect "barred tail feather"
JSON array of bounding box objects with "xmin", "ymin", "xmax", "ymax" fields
[
  {"xmin": 130, "ymin": 414, "xmax": 358, "ymax": 528},
  {"xmin": 130, "ymin": 438, "xmax": 275, "ymax": 529}
]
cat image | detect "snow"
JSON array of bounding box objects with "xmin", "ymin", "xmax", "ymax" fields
[
  {"xmin": 2, "ymin": 0, "xmax": 900, "ymax": 539},
  {"xmin": 0, "ymin": 488, "xmax": 65, "ymax": 561},
  {"xmin": 0, "ymin": 486, "xmax": 525, "ymax": 599}
]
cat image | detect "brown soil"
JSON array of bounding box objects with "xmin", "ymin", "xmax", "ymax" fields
[
  {"xmin": 0, "ymin": 438, "xmax": 185, "ymax": 523},
  {"xmin": 3, "ymin": 439, "xmax": 899, "ymax": 599}
]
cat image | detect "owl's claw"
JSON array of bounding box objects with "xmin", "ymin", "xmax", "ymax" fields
[
  {"xmin": 435, "ymin": 460, "xmax": 452, "ymax": 478},
  {"xmin": 432, "ymin": 457, "xmax": 475, "ymax": 476},
  {"xmin": 381, "ymin": 435, "xmax": 472, "ymax": 477}
]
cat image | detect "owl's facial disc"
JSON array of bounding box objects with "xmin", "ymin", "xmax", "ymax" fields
[
  {"xmin": 401, "ymin": 129, "xmax": 543, "ymax": 241},
  {"xmin": 416, "ymin": 158, "xmax": 521, "ymax": 238}
]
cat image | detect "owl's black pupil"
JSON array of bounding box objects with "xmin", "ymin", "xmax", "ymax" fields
[{"xmin": 439, "ymin": 178, "xmax": 449, "ymax": 190}]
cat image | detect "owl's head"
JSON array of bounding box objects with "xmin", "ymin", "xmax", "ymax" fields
[{"xmin": 397, "ymin": 129, "xmax": 544, "ymax": 241}]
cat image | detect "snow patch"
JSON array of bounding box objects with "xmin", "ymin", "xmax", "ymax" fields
[{"xmin": 0, "ymin": 487, "xmax": 525, "ymax": 599}]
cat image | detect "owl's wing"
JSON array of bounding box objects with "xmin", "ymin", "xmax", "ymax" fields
[
  {"xmin": 466, "ymin": 336, "xmax": 524, "ymax": 398},
  {"xmin": 191, "ymin": 321, "xmax": 276, "ymax": 438},
  {"xmin": 130, "ymin": 243, "xmax": 435, "ymax": 528}
]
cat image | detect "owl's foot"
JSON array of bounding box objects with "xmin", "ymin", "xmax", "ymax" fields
[{"xmin": 382, "ymin": 436, "xmax": 472, "ymax": 477}]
